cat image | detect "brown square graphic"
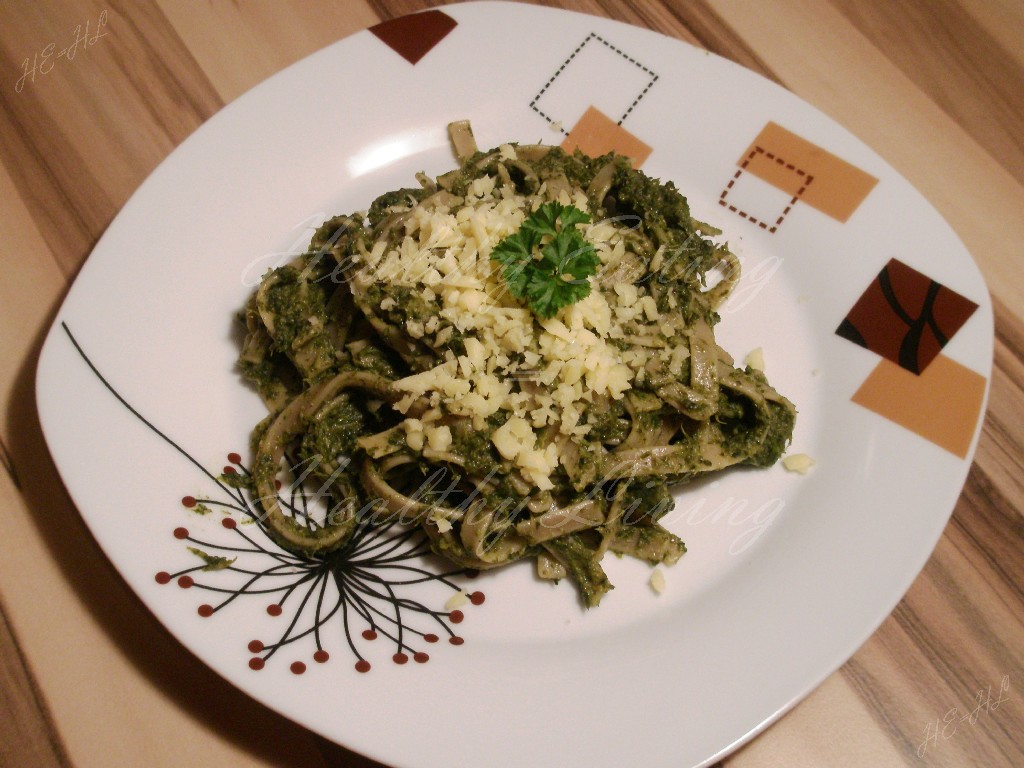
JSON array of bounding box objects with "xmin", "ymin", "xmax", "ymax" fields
[
  {"xmin": 369, "ymin": 9, "xmax": 457, "ymax": 65},
  {"xmin": 836, "ymin": 257, "xmax": 979, "ymax": 375},
  {"xmin": 851, "ymin": 355, "xmax": 986, "ymax": 458},
  {"xmin": 561, "ymin": 106, "xmax": 652, "ymax": 168},
  {"xmin": 731, "ymin": 122, "xmax": 879, "ymax": 223}
]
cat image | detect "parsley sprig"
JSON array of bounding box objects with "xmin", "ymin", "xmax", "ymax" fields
[{"xmin": 490, "ymin": 202, "xmax": 600, "ymax": 319}]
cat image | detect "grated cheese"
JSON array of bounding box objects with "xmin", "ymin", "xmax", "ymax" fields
[
  {"xmin": 745, "ymin": 347, "xmax": 765, "ymax": 372},
  {"xmin": 782, "ymin": 453, "xmax": 815, "ymax": 474},
  {"xmin": 444, "ymin": 590, "xmax": 469, "ymax": 610},
  {"xmin": 355, "ymin": 176, "xmax": 695, "ymax": 490},
  {"xmin": 649, "ymin": 567, "xmax": 666, "ymax": 594}
]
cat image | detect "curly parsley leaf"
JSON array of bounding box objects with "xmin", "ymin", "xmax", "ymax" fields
[
  {"xmin": 490, "ymin": 224, "xmax": 537, "ymax": 298},
  {"xmin": 490, "ymin": 202, "xmax": 598, "ymax": 319}
]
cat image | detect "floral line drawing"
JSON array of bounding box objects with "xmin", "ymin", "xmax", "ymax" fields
[{"xmin": 62, "ymin": 322, "xmax": 482, "ymax": 674}]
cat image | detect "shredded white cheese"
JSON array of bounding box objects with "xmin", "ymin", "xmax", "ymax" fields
[
  {"xmin": 745, "ymin": 347, "xmax": 765, "ymax": 372},
  {"xmin": 353, "ymin": 177, "xmax": 694, "ymax": 490},
  {"xmin": 444, "ymin": 590, "xmax": 469, "ymax": 611},
  {"xmin": 782, "ymin": 453, "xmax": 815, "ymax": 474}
]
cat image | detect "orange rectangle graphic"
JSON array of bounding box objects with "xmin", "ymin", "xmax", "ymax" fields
[
  {"xmin": 562, "ymin": 106, "xmax": 652, "ymax": 168},
  {"xmin": 851, "ymin": 355, "xmax": 986, "ymax": 459},
  {"xmin": 740, "ymin": 121, "xmax": 878, "ymax": 223}
]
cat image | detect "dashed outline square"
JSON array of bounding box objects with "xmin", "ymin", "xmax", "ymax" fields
[
  {"xmin": 530, "ymin": 32, "xmax": 658, "ymax": 135},
  {"xmin": 719, "ymin": 146, "xmax": 814, "ymax": 234}
]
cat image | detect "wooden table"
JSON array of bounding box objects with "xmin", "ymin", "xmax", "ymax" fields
[{"xmin": 2, "ymin": 1, "xmax": 1021, "ymax": 766}]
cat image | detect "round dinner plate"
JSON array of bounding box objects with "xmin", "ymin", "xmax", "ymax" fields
[{"xmin": 36, "ymin": 3, "xmax": 992, "ymax": 767}]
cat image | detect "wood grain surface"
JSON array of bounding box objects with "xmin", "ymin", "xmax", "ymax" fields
[{"xmin": 1, "ymin": 1, "xmax": 1021, "ymax": 767}]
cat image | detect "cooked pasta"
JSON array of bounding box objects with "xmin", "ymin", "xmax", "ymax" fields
[{"xmin": 237, "ymin": 122, "xmax": 795, "ymax": 606}]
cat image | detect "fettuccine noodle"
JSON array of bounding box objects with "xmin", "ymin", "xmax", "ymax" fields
[{"xmin": 238, "ymin": 122, "xmax": 795, "ymax": 606}]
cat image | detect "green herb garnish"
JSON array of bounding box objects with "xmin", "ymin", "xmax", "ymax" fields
[
  {"xmin": 490, "ymin": 202, "xmax": 600, "ymax": 318},
  {"xmin": 188, "ymin": 546, "xmax": 237, "ymax": 571}
]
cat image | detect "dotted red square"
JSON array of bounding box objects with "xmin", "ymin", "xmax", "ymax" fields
[{"xmin": 718, "ymin": 147, "xmax": 813, "ymax": 233}]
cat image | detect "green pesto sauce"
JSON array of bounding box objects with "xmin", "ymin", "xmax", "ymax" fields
[
  {"xmin": 619, "ymin": 480, "xmax": 675, "ymax": 525},
  {"xmin": 586, "ymin": 401, "xmax": 629, "ymax": 443},
  {"xmin": 299, "ymin": 395, "xmax": 367, "ymax": 469},
  {"xmin": 219, "ymin": 471, "xmax": 253, "ymax": 491},
  {"xmin": 367, "ymin": 188, "xmax": 428, "ymax": 227},
  {"xmin": 262, "ymin": 268, "xmax": 327, "ymax": 351},
  {"xmin": 449, "ymin": 426, "xmax": 500, "ymax": 477},
  {"xmin": 349, "ymin": 342, "xmax": 400, "ymax": 379},
  {"xmin": 744, "ymin": 400, "xmax": 797, "ymax": 468}
]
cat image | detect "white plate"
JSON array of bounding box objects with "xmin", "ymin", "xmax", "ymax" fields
[{"xmin": 36, "ymin": 3, "xmax": 992, "ymax": 767}]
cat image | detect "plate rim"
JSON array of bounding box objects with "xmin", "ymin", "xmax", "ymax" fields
[{"xmin": 34, "ymin": 3, "xmax": 994, "ymax": 767}]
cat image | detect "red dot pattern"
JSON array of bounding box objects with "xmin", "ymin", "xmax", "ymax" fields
[
  {"xmin": 163, "ymin": 503, "xmax": 486, "ymax": 675},
  {"xmin": 227, "ymin": 452, "xmax": 242, "ymax": 464}
]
